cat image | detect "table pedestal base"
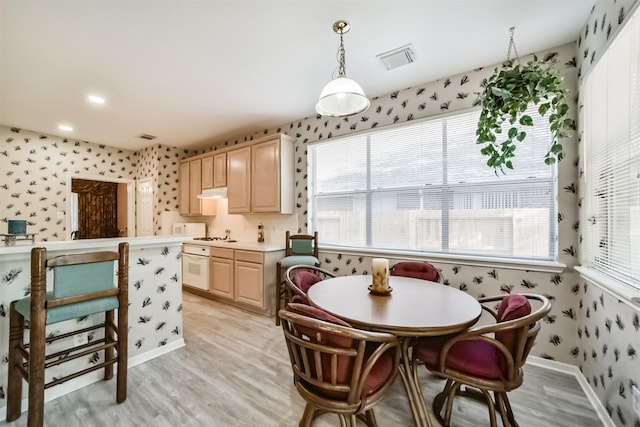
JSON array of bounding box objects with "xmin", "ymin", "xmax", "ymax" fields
[{"xmin": 397, "ymin": 338, "xmax": 433, "ymax": 427}]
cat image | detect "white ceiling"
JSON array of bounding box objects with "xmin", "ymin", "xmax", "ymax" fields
[{"xmin": 0, "ymin": 0, "xmax": 595, "ymax": 151}]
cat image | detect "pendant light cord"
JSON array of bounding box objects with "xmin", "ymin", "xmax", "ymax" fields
[
  {"xmin": 506, "ymin": 27, "xmax": 521, "ymax": 65},
  {"xmin": 336, "ymin": 32, "xmax": 347, "ymax": 77}
]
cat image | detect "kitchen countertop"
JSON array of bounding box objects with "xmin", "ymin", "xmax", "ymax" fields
[
  {"xmin": 0, "ymin": 235, "xmax": 192, "ymax": 256},
  {"xmin": 183, "ymin": 240, "xmax": 285, "ymax": 252}
]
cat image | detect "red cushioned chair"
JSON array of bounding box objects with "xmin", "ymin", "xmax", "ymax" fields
[
  {"xmin": 279, "ymin": 303, "xmax": 401, "ymax": 427},
  {"xmin": 411, "ymin": 293, "xmax": 551, "ymax": 427},
  {"xmin": 284, "ymin": 265, "xmax": 336, "ymax": 304},
  {"xmin": 389, "ymin": 261, "xmax": 442, "ymax": 283}
]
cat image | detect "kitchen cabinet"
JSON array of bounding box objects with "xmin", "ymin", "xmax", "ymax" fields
[
  {"xmin": 209, "ymin": 247, "xmax": 234, "ymax": 299},
  {"xmin": 183, "ymin": 243, "xmax": 283, "ymax": 316},
  {"xmin": 234, "ymin": 250, "xmax": 264, "ymax": 309},
  {"xmin": 227, "ymin": 147, "xmax": 251, "ymax": 213},
  {"xmin": 213, "ymin": 152, "xmax": 227, "ymax": 187},
  {"xmin": 201, "ymin": 155, "xmax": 214, "ymax": 189},
  {"xmin": 178, "ymin": 159, "xmax": 217, "ymax": 216},
  {"xmin": 251, "ymin": 136, "xmax": 294, "ymax": 214}
]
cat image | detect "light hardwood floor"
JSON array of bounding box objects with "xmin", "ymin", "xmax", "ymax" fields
[{"xmin": 5, "ymin": 292, "xmax": 603, "ymax": 426}]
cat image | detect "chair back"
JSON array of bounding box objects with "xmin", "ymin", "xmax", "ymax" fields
[
  {"xmin": 284, "ymin": 265, "xmax": 335, "ymax": 303},
  {"xmin": 28, "ymin": 244, "xmax": 128, "ymax": 323},
  {"xmin": 279, "ymin": 306, "xmax": 400, "ymax": 415},
  {"xmin": 390, "ymin": 261, "xmax": 442, "ymax": 283},
  {"xmin": 285, "ymin": 231, "xmax": 319, "ymax": 258}
]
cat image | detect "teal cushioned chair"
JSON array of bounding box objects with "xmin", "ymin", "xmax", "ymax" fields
[
  {"xmin": 6, "ymin": 242, "xmax": 129, "ymax": 427},
  {"xmin": 275, "ymin": 231, "xmax": 319, "ymax": 325}
]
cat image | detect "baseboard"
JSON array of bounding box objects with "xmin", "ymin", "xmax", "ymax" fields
[
  {"xmin": 127, "ymin": 338, "xmax": 185, "ymax": 368},
  {"xmin": 0, "ymin": 338, "xmax": 186, "ymax": 420},
  {"xmin": 527, "ymin": 356, "xmax": 614, "ymax": 427}
]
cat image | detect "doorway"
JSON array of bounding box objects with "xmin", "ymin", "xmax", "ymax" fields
[{"xmin": 66, "ymin": 174, "xmax": 135, "ymax": 240}]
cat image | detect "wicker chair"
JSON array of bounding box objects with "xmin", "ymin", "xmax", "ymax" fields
[
  {"xmin": 412, "ymin": 293, "xmax": 551, "ymax": 427},
  {"xmin": 275, "ymin": 232, "xmax": 320, "ymax": 325},
  {"xmin": 6, "ymin": 243, "xmax": 129, "ymax": 427},
  {"xmin": 284, "ymin": 264, "xmax": 336, "ymax": 304},
  {"xmin": 389, "ymin": 261, "xmax": 443, "ymax": 283},
  {"xmin": 279, "ymin": 304, "xmax": 401, "ymax": 426}
]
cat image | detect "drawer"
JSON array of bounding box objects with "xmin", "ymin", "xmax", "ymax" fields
[
  {"xmin": 210, "ymin": 247, "xmax": 234, "ymax": 259},
  {"xmin": 235, "ymin": 250, "xmax": 263, "ymax": 264},
  {"xmin": 183, "ymin": 244, "xmax": 210, "ymax": 256}
]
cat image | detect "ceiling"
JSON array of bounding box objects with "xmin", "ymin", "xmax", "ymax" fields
[{"xmin": 0, "ymin": 0, "xmax": 595, "ymax": 151}]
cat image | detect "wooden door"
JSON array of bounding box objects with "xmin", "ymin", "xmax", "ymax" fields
[
  {"xmin": 136, "ymin": 178, "xmax": 153, "ymax": 237},
  {"xmin": 210, "ymin": 257, "xmax": 234, "ymax": 299},
  {"xmin": 227, "ymin": 147, "xmax": 251, "ymax": 213},
  {"xmin": 189, "ymin": 159, "xmax": 202, "ymax": 215},
  {"xmin": 178, "ymin": 162, "xmax": 190, "ymax": 215},
  {"xmin": 213, "ymin": 152, "xmax": 227, "ymax": 187},
  {"xmin": 202, "ymin": 156, "xmax": 214, "ymax": 189},
  {"xmin": 234, "ymin": 260, "xmax": 264, "ymax": 308},
  {"xmin": 251, "ymin": 138, "xmax": 280, "ymax": 213}
]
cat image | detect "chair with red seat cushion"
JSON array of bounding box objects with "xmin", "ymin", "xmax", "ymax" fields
[
  {"xmin": 284, "ymin": 265, "xmax": 336, "ymax": 304},
  {"xmin": 279, "ymin": 304, "xmax": 401, "ymax": 427},
  {"xmin": 389, "ymin": 261, "xmax": 442, "ymax": 283},
  {"xmin": 411, "ymin": 293, "xmax": 551, "ymax": 427}
]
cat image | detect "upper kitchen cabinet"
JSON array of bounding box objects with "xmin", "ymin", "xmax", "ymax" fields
[
  {"xmin": 201, "ymin": 155, "xmax": 214, "ymax": 189},
  {"xmin": 213, "ymin": 152, "xmax": 227, "ymax": 188},
  {"xmin": 179, "ymin": 158, "xmax": 217, "ymax": 216},
  {"xmin": 251, "ymin": 135, "xmax": 294, "ymax": 214},
  {"xmin": 227, "ymin": 147, "xmax": 251, "ymax": 213}
]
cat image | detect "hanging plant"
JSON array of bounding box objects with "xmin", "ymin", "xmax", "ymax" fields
[{"xmin": 476, "ymin": 29, "xmax": 572, "ymax": 173}]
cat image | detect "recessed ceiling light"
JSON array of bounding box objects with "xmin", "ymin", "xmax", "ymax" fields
[
  {"xmin": 58, "ymin": 124, "xmax": 73, "ymax": 132},
  {"xmin": 87, "ymin": 95, "xmax": 105, "ymax": 104}
]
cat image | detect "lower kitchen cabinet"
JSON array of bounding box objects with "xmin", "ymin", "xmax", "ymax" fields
[
  {"xmin": 209, "ymin": 247, "xmax": 234, "ymax": 299},
  {"xmin": 187, "ymin": 245, "xmax": 283, "ymax": 316}
]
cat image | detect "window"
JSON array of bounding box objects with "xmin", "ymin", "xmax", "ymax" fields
[
  {"xmin": 581, "ymin": 9, "xmax": 640, "ymax": 291},
  {"xmin": 309, "ymin": 108, "xmax": 557, "ymax": 261}
]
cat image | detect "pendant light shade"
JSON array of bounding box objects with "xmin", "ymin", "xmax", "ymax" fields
[
  {"xmin": 315, "ymin": 20, "xmax": 370, "ymax": 117},
  {"xmin": 315, "ymin": 76, "xmax": 370, "ymax": 117}
]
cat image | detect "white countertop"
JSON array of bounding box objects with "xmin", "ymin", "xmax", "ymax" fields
[
  {"xmin": 183, "ymin": 240, "xmax": 285, "ymax": 252},
  {"xmin": 0, "ymin": 235, "xmax": 192, "ymax": 256}
]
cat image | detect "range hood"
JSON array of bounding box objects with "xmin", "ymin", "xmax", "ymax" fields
[{"xmin": 197, "ymin": 187, "xmax": 227, "ymax": 199}]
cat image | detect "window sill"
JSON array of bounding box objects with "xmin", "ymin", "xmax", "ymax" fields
[
  {"xmin": 319, "ymin": 245, "xmax": 566, "ymax": 273},
  {"xmin": 574, "ymin": 266, "xmax": 640, "ymax": 311}
]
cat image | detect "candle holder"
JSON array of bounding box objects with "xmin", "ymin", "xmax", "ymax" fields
[
  {"xmin": 370, "ymin": 258, "xmax": 392, "ymax": 296},
  {"xmin": 368, "ymin": 284, "xmax": 393, "ymax": 296}
]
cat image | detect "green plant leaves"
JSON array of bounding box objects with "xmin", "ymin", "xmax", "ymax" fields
[{"xmin": 476, "ymin": 56, "xmax": 572, "ymax": 173}]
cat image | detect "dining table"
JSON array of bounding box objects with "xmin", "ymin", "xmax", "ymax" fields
[{"xmin": 306, "ymin": 274, "xmax": 482, "ymax": 427}]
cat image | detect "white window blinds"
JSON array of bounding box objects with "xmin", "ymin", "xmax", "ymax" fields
[
  {"xmin": 309, "ymin": 108, "xmax": 557, "ymax": 260},
  {"xmin": 582, "ymin": 9, "xmax": 640, "ymax": 290}
]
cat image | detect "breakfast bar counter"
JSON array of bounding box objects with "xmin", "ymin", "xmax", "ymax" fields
[{"xmin": 0, "ymin": 236, "xmax": 188, "ymax": 417}]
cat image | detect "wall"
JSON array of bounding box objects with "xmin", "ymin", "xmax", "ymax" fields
[
  {"xmin": 0, "ymin": 126, "xmax": 138, "ymax": 240},
  {"xmin": 576, "ymin": 1, "xmax": 640, "ymax": 426},
  {"xmin": 200, "ymin": 43, "xmax": 581, "ymax": 364},
  {"xmin": 136, "ymin": 144, "xmax": 195, "ymax": 235}
]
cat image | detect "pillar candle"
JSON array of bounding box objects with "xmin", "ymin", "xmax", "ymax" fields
[{"xmin": 371, "ymin": 258, "xmax": 389, "ymax": 292}]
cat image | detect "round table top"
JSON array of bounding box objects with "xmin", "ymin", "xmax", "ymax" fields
[{"xmin": 307, "ymin": 274, "xmax": 482, "ymax": 336}]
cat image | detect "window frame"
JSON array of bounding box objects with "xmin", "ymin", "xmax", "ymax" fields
[{"xmin": 308, "ymin": 107, "xmax": 560, "ymax": 269}]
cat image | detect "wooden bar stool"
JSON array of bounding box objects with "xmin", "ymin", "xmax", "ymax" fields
[
  {"xmin": 6, "ymin": 242, "xmax": 129, "ymax": 427},
  {"xmin": 274, "ymin": 231, "xmax": 319, "ymax": 325}
]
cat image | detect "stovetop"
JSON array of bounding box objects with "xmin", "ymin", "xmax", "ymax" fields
[{"xmin": 193, "ymin": 237, "xmax": 226, "ymax": 241}]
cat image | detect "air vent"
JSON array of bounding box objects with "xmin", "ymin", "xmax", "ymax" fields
[
  {"xmin": 138, "ymin": 133, "xmax": 156, "ymax": 140},
  {"xmin": 376, "ymin": 44, "xmax": 417, "ymax": 71}
]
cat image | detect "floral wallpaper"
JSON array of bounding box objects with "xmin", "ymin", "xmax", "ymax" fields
[
  {"xmin": 576, "ymin": 1, "xmax": 640, "ymax": 426},
  {"xmin": 0, "ymin": 126, "xmax": 193, "ymax": 239},
  {"xmin": 0, "ymin": 126, "xmax": 137, "ymax": 240},
  {"xmin": 0, "ymin": 242, "xmax": 184, "ymax": 413},
  {"xmin": 137, "ymin": 144, "xmax": 194, "ymax": 235}
]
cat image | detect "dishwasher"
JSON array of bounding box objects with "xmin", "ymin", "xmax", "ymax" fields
[{"xmin": 182, "ymin": 244, "xmax": 210, "ymax": 290}]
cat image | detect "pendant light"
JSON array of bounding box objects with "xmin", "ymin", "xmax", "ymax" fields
[{"xmin": 315, "ymin": 20, "xmax": 370, "ymax": 117}]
